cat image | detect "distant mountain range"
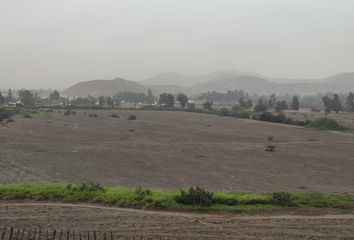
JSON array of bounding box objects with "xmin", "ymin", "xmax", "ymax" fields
[{"xmin": 63, "ymin": 70, "xmax": 354, "ymax": 97}]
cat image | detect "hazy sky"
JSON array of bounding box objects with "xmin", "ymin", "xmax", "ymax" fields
[{"xmin": 1, "ymin": 0, "xmax": 354, "ymax": 89}]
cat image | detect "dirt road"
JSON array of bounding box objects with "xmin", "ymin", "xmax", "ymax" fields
[{"xmin": 1, "ymin": 202, "xmax": 354, "ymax": 239}]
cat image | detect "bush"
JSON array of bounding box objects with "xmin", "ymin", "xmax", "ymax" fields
[
  {"xmin": 176, "ymin": 186, "xmax": 214, "ymax": 207},
  {"xmin": 127, "ymin": 114, "xmax": 137, "ymax": 120},
  {"xmin": 78, "ymin": 180, "xmax": 105, "ymax": 192},
  {"xmin": 217, "ymin": 108, "xmax": 230, "ymax": 116},
  {"xmin": 308, "ymin": 117, "xmax": 349, "ymax": 131},
  {"xmin": 6, "ymin": 118, "xmax": 15, "ymax": 123},
  {"xmin": 111, "ymin": 113, "xmax": 119, "ymax": 118},
  {"xmin": 135, "ymin": 187, "xmax": 152, "ymax": 200},
  {"xmin": 265, "ymin": 145, "xmax": 276, "ymax": 152},
  {"xmin": 23, "ymin": 114, "xmax": 32, "ymax": 118},
  {"xmin": 272, "ymin": 192, "xmax": 296, "ymax": 206},
  {"xmin": 88, "ymin": 113, "xmax": 98, "ymax": 118}
]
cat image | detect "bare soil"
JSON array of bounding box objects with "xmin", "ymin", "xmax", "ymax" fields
[
  {"xmin": 1, "ymin": 202, "xmax": 354, "ymax": 239},
  {"xmin": 1, "ymin": 110, "xmax": 354, "ymax": 193}
]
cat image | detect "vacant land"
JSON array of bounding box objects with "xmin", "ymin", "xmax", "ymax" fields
[
  {"xmin": 1, "ymin": 110, "xmax": 354, "ymax": 193},
  {"xmin": 1, "ymin": 202, "xmax": 354, "ymax": 239}
]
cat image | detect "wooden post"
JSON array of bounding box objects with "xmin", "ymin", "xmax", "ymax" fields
[
  {"xmin": 38, "ymin": 229, "xmax": 41, "ymax": 240},
  {"xmin": 1, "ymin": 230, "xmax": 6, "ymax": 240},
  {"xmin": 33, "ymin": 229, "xmax": 37, "ymax": 240},
  {"xmin": 110, "ymin": 232, "xmax": 113, "ymax": 240},
  {"xmin": 52, "ymin": 230, "xmax": 56, "ymax": 240},
  {"xmin": 66, "ymin": 231, "xmax": 69, "ymax": 240},
  {"xmin": 26, "ymin": 230, "xmax": 31, "ymax": 240},
  {"xmin": 93, "ymin": 232, "xmax": 96, "ymax": 240},
  {"xmin": 8, "ymin": 227, "xmax": 14, "ymax": 240},
  {"xmin": 58, "ymin": 230, "xmax": 63, "ymax": 240},
  {"xmin": 15, "ymin": 229, "xmax": 20, "ymax": 240},
  {"xmin": 20, "ymin": 229, "xmax": 25, "ymax": 240}
]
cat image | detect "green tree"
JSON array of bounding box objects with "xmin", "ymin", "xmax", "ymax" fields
[
  {"xmin": 332, "ymin": 94, "xmax": 342, "ymax": 113},
  {"xmin": 49, "ymin": 90, "xmax": 60, "ymax": 101},
  {"xmin": 98, "ymin": 96, "xmax": 105, "ymax": 106},
  {"xmin": 147, "ymin": 89, "xmax": 155, "ymax": 104},
  {"xmin": 254, "ymin": 97, "xmax": 268, "ymax": 112},
  {"xmin": 268, "ymin": 94, "xmax": 276, "ymax": 109},
  {"xmin": 19, "ymin": 90, "xmax": 34, "ymax": 106},
  {"xmin": 203, "ymin": 100, "xmax": 213, "ymax": 110},
  {"xmin": 275, "ymin": 100, "xmax": 288, "ymax": 112},
  {"xmin": 0, "ymin": 92, "xmax": 4, "ymax": 105},
  {"xmin": 159, "ymin": 93, "xmax": 175, "ymax": 108},
  {"xmin": 322, "ymin": 95, "xmax": 332, "ymax": 113},
  {"xmin": 176, "ymin": 93, "xmax": 188, "ymax": 108},
  {"xmin": 106, "ymin": 96, "xmax": 114, "ymax": 108},
  {"xmin": 346, "ymin": 92, "xmax": 354, "ymax": 112},
  {"xmin": 291, "ymin": 96, "xmax": 300, "ymax": 111},
  {"xmin": 7, "ymin": 89, "xmax": 13, "ymax": 102}
]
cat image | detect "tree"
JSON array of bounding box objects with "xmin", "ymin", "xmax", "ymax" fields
[
  {"xmin": 275, "ymin": 100, "xmax": 288, "ymax": 112},
  {"xmin": 268, "ymin": 94, "xmax": 276, "ymax": 109},
  {"xmin": 7, "ymin": 89, "xmax": 13, "ymax": 102},
  {"xmin": 0, "ymin": 92, "xmax": 4, "ymax": 105},
  {"xmin": 49, "ymin": 90, "xmax": 60, "ymax": 101},
  {"xmin": 254, "ymin": 98, "xmax": 268, "ymax": 112},
  {"xmin": 246, "ymin": 100, "xmax": 253, "ymax": 109},
  {"xmin": 98, "ymin": 96, "xmax": 105, "ymax": 106},
  {"xmin": 291, "ymin": 96, "xmax": 300, "ymax": 111},
  {"xmin": 19, "ymin": 90, "xmax": 34, "ymax": 105},
  {"xmin": 176, "ymin": 93, "xmax": 188, "ymax": 108},
  {"xmin": 346, "ymin": 92, "xmax": 354, "ymax": 112},
  {"xmin": 106, "ymin": 96, "xmax": 114, "ymax": 108},
  {"xmin": 159, "ymin": 93, "xmax": 175, "ymax": 108},
  {"xmin": 203, "ymin": 100, "xmax": 213, "ymax": 110},
  {"xmin": 147, "ymin": 89, "xmax": 155, "ymax": 104},
  {"xmin": 332, "ymin": 94, "xmax": 342, "ymax": 113},
  {"xmin": 322, "ymin": 95, "xmax": 332, "ymax": 113}
]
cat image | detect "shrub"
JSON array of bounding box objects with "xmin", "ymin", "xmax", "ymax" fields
[
  {"xmin": 135, "ymin": 187, "xmax": 152, "ymax": 200},
  {"xmin": 6, "ymin": 118, "xmax": 15, "ymax": 123},
  {"xmin": 88, "ymin": 113, "xmax": 98, "ymax": 118},
  {"xmin": 308, "ymin": 117, "xmax": 349, "ymax": 131},
  {"xmin": 127, "ymin": 114, "xmax": 137, "ymax": 120},
  {"xmin": 23, "ymin": 114, "xmax": 32, "ymax": 118},
  {"xmin": 176, "ymin": 186, "xmax": 214, "ymax": 207},
  {"xmin": 217, "ymin": 108, "xmax": 230, "ymax": 116},
  {"xmin": 265, "ymin": 145, "xmax": 276, "ymax": 152},
  {"xmin": 78, "ymin": 180, "xmax": 105, "ymax": 192},
  {"xmin": 272, "ymin": 192, "xmax": 296, "ymax": 206},
  {"xmin": 111, "ymin": 113, "xmax": 119, "ymax": 118}
]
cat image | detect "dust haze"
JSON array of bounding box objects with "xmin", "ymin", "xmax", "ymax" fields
[{"xmin": 1, "ymin": 0, "xmax": 354, "ymax": 89}]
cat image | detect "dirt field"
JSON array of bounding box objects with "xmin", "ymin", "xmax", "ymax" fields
[
  {"xmin": 1, "ymin": 110, "xmax": 354, "ymax": 193},
  {"xmin": 1, "ymin": 202, "xmax": 354, "ymax": 239}
]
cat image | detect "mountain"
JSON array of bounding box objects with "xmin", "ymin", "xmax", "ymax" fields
[
  {"xmin": 63, "ymin": 77, "xmax": 203, "ymax": 97},
  {"xmin": 62, "ymin": 78, "xmax": 149, "ymax": 97},
  {"xmin": 194, "ymin": 72, "xmax": 354, "ymax": 95},
  {"xmin": 141, "ymin": 69, "xmax": 267, "ymax": 87},
  {"xmin": 63, "ymin": 71, "xmax": 354, "ymax": 98}
]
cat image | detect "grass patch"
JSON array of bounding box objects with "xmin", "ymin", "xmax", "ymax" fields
[
  {"xmin": 1, "ymin": 184, "xmax": 354, "ymax": 213},
  {"xmin": 307, "ymin": 117, "xmax": 351, "ymax": 131}
]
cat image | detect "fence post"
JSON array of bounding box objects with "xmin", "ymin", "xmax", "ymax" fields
[
  {"xmin": 26, "ymin": 230, "xmax": 31, "ymax": 240},
  {"xmin": 20, "ymin": 229, "xmax": 25, "ymax": 240},
  {"xmin": 8, "ymin": 227, "xmax": 14, "ymax": 240},
  {"xmin": 1, "ymin": 230, "xmax": 5, "ymax": 240},
  {"xmin": 52, "ymin": 230, "xmax": 56, "ymax": 240}
]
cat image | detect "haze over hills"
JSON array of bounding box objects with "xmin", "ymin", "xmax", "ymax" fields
[{"xmin": 63, "ymin": 70, "xmax": 354, "ymax": 97}]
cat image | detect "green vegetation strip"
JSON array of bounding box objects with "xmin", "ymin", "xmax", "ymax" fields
[{"xmin": 1, "ymin": 184, "xmax": 354, "ymax": 213}]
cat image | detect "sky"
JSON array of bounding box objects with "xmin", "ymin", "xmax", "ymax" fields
[{"xmin": 0, "ymin": 0, "xmax": 354, "ymax": 89}]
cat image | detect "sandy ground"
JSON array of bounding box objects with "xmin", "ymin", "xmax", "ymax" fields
[
  {"xmin": 1, "ymin": 202, "xmax": 354, "ymax": 239},
  {"xmin": 1, "ymin": 110, "xmax": 354, "ymax": 193}
]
